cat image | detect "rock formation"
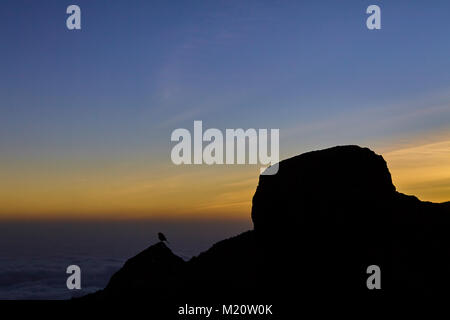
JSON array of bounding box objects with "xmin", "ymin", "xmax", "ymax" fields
[{"xmin": 80, "ymin": 145, "xmax": 450, "ymax": 306}]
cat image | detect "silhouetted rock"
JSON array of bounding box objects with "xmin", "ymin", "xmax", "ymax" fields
[
  {"xmin": 80, "ymin": 242, "xmax": 185, "ymax": 302},
  {"xmin": 103, "ymin": 242, "xmax": 185, "ymax": 299},
  {"xmin": 80, "ymin": 145, "xmax": 450, "ymax": 306},
  {"xmin": 252, "ymin": 145, "xmax": 396, "ymax": 235},
  {"xmin": 252, "ymin": 145, "xmax": 398, "ymax": 295}
]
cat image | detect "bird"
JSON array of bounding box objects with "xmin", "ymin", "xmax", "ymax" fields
[{"xmin": 158, "ymin": 232, "xmax": 169, "ymax": 244}]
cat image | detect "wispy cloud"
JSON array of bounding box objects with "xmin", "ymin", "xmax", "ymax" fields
[{"xmin": 383, "ymin": 137, "xmax": 450, "ymax": 202}]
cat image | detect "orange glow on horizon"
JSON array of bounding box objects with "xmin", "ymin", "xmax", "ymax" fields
[
  {"xmin": 1, "ymin": 133, "xmax": 450, "ymax": 220},
  {"xmin": 382, "ymin": 137, "xmax": 450, "ymax": 203},
  {"xmin": 0, "ymin": 161, "xmax": 258, "ymax": 220}
]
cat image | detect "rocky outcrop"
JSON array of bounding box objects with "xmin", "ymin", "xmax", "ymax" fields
[
  {"xmin": 98, "ymin": 242, "xmax": 185, "ymax": 300},
  {"xmin": 80, "ymin": 145, "xmax": 450, "ymax": 304},
  {"xmin": 252, "ymin": 145, "xmax": 396, "ymax": 235}
]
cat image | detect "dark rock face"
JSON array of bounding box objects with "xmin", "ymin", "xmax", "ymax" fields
[
  {"xmin": 80, "ymin": 145, "xmax": 450, "ymax": 304},
  {"xmin": 252, "ymin": 146, "xmax": 399, "ymax": 294},
  {"xmin": 252, "ymin": 145, "xmax": 396, "ymax": 235},
  {"xmin": 100, "ymin": 242, "xmax": 185, "ymax": 300}
]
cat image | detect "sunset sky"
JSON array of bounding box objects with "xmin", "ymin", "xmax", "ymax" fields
[{"xmin": 1, "ymin": 0, "xmax": 450, "ymax": 221}]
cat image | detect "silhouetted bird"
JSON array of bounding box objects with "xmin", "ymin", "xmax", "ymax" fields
[{"xmin": 158, "ymin": 232, "xmax": 169, "ymax": 244}]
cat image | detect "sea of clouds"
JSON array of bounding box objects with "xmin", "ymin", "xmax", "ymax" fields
[
  {"xmin": 0, "ymin": 219, "xmax": 251, "ymax": 299},
  {"xmin": 0, "ymin": 255, "xmax": 123, "ymax": 299}
]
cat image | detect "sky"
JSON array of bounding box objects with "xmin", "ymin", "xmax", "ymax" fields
[{"xmin": 1, "ymin": 0, "xmax": 450, "ymax": 221}]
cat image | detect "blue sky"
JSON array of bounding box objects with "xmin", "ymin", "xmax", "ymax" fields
[
  {"xmin": 2, "ymin": 0, "xmax": 449, "ymax": 150},
  {"xmin": 1, "ymin": 0, "xmax": 450, "ymax": 218}
]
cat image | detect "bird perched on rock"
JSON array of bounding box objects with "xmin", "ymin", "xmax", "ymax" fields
[{"xmin": 158, "ymin": 232, "xmax": 169, "ymax": 244}]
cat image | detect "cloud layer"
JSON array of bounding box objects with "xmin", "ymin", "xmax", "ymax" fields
[{"xmin": 0, "ymin": 256, "xmax": 123, "ymax": 300}]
